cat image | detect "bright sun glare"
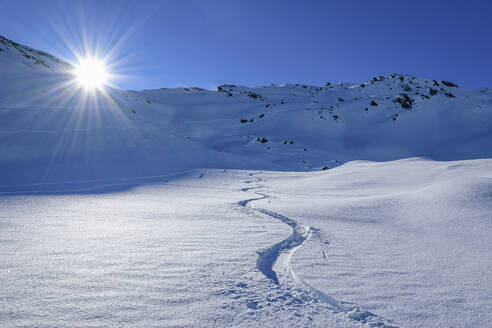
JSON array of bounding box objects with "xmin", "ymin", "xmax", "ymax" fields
[{"xmin": 74, "ymin": 58, "xmax": 109, "ymax": 90}]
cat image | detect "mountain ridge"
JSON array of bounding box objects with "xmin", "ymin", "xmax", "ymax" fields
[
  {"xmin": 0, "ymin": 37, "xmax": 491, "ymax": 191},
  {"xmin": 0, "ymin": 34, "xmax": 72, "ymax": 72}
]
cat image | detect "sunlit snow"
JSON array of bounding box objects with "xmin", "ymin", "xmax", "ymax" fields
[{"xmin": 1, "ymin": 35, "xmax": 491, "ymax": 328}]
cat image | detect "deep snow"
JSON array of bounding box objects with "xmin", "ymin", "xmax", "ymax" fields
[
  {"xmin": 251, "ymin": 158, "xmax": 492, "ymax": 327},
  {"xmin": 1, "ymin": 160, "xmax": 491, "ymax": 327},
  {"xmin": 1, "ymin": 35, "xmax": 492, "ymax": 189},
  {"xmin": 1, "ymin": 36, "xmax": 491, "ymax": 327},
  {"xmin": 0, "ymin": 170, "xmax": 390, "ymax": 328}
]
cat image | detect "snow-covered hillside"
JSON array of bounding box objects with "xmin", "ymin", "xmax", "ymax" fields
[
  {"xmin": 1, "ymin": 159, "xmax": 491, "ymax": 327},
  {"xmin": 1, "ymin": 36, "xmax": 491, "ymax": 191},
  {"xmin": 254, "ymin": 158, "xmax": 492, "ymax": 328},
  {"xmin": 1, "ymin": 36, "xmax": 491, "ymax": 328},
  {"xmin": 0, "ymin": 35, "xmax": 72, "ymax": 73}
]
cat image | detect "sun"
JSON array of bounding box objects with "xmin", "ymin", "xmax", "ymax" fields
[{"xmin": 74, "ymin": 58, "xmax": 109, "ymax": 90}]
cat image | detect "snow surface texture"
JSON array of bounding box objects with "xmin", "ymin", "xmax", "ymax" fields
[
  {"xmin": 252, "ymin": 158, "xmax": 492, "ymax": 327},
  {"xmin": 1, "ymin": 160, "xmax": 491, "ymax": 327},
  {"xmin": 1, "ymin": 36, "xmax": 491, "ymax": 327},
  {"xmin": 1, "ymin": 35, "xmax": 492, "ymax": 190}
]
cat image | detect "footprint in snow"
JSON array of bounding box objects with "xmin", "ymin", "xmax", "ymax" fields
[{"xmin": 247, "ymin": 301, "xmax": 259, "ymax": 310}]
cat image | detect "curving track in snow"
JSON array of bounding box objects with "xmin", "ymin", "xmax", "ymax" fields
[{"xmin": 237, "ymin": 173, "xmax": 401, "ymax": 328}]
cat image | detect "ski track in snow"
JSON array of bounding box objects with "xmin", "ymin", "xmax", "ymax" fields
[{"xmin": 237, "ymin": 172, "xmax": 401, "ymax": 328}]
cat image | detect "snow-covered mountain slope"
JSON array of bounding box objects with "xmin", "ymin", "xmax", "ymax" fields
[
  {"xmin": 254, "ymin": 157, "xmax": 492, "ymax": 328},
  {"xmin": 0, "ymin": 35, "xmax": 72, "ymax": 73},
  {"xmin": 1, "ymin": 158, "xmax": 490, "ymax": 327},
  {"xmin": 1, "ymin": 37, "xmax": 491, "ymax": 328},
  {"xmin": 1, "ymin": 35, "xmax": 491, "ymax": 190}
]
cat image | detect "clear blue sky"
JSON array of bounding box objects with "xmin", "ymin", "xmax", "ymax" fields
[{"xmin": 1, "ymin": 0, "xmax": 491, "ymax": 90}]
